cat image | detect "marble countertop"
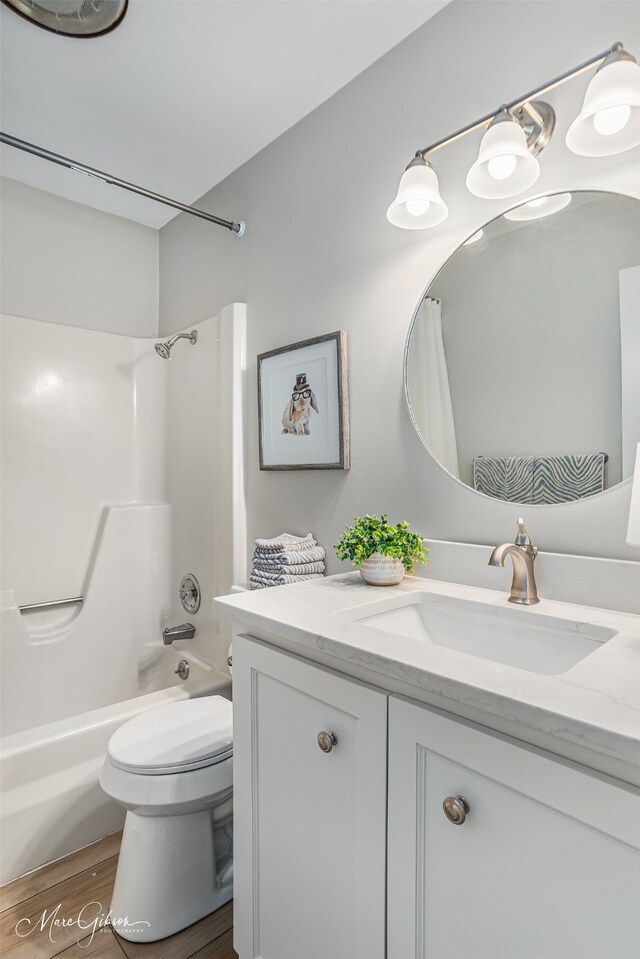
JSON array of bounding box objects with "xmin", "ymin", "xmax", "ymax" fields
[{"xmin": 215, "ymin": 572, "xmax": 640, "ymax": 777}]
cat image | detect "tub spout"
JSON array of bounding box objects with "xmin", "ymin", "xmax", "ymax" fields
[{"xmin": 162, "ymin": 623, "xmax": 196, "ymax": 645}]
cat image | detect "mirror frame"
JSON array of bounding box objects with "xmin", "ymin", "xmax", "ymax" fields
[{"xmin": 403, "ymin": 188, "xmax": 638, "ymax": 508}]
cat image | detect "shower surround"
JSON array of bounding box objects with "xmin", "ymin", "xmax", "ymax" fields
[{"xmin": 0, "ymin": 304, "xmax": 246, "ymax": 883}]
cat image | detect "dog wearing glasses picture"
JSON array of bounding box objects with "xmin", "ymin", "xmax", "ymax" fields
[{"xmin": 282, "ymin": 373, "xmax": 319, "ymax": 435}]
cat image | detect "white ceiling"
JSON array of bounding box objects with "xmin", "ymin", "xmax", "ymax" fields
[{"xmin": 0, "ymin": 0, "xmax": 447, "ymax": 228}]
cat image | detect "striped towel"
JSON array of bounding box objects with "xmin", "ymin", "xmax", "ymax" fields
[
  {"xmin": 252, "ymin": 560, "xmax": 326, "ymax": 576},
  {"xmin": 473, "ymin": 453, "xmax": 607, "ymax": 504},
  {"xmin": 254, "ymin": 533, "xmax": 316, "ymax": 553},
  {"xmin": 473, "ymin": 456, "xmax": 536, "ymax": 503},
  {"xmin": 252, "ymin": 545, "xmax": 326, "ymax": 565},
  {"xmin": 249, "ymin": 572, "xmax": 324, "ymax": 589},
  {"xmin": 250, "ymin": 532, "xmax": 325, "ymax": 589}
]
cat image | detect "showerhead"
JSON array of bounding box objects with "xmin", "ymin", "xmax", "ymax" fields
[{"xmin": 154, "ymin": 330, "xmax": 198, "ymax": 360}]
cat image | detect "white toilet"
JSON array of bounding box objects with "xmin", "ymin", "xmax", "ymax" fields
[{"xmin": 100, "ymin": 695, "xmax": 233, "ymax": 942}]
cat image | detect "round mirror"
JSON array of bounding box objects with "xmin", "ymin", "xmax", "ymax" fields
[{"xmin": 405, "ymin": 190, "xmax": 640, "ymax": 505}]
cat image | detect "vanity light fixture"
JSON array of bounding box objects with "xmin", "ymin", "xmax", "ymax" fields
[
  {"xmin": 466, "ymin": 102, "xmax": 553, "ymax": 200},
  {"xmin": 567, "ymin": 46, "xmax": 640, "ymax": 156},
  {"xmin": 503, "ymin": 192, "xmax": 572, "ymax": 221},
  {"xmin": 386, "ymin": 156, "xmax": 448, "ymax": 229},
  {"xmin": 388, "ymin": 41, "xmax": 639, "ymax": 230}
]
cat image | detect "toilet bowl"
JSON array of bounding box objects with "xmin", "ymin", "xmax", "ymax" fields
[{"xmin": 100, "ymin": 695, "xmax": 233, "ymax": 942}]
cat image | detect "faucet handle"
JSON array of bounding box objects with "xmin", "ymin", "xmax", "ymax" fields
[{"xmin": 515, "ymin": 518, "xmax": 537, "ymax": 557}]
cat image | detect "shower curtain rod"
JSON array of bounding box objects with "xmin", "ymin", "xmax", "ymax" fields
[{"xmin": 0, "ymin": 132, "xmax": 245, "ymax": 235}]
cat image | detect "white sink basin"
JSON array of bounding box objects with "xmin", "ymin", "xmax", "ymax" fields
[{"xmin": 356, "ymin": 594, "xmax": 616, "ymax": 675}]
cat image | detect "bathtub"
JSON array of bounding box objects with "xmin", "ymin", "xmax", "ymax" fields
[{"xmin": 0, "ymin": 646, "xmax": 230, "ymax": 884}]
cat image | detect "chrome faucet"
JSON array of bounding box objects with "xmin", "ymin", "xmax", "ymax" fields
[
  {"xmin": 162, "ymin": 623, "xmax": 196, "ymax": 645},
  {"xmin": 488, "ymin": 518, "xmax": 540, "ymax": 605}
]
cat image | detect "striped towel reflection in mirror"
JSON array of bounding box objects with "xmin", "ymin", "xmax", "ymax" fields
[{"xmin": 473, "ymin": 453, "xmax": 607, "ymax": 504}]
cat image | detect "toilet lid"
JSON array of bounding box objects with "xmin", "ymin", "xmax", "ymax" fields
[{"xmin": 108, "ymin": 696, "xmax": 233, "ymax": 775}]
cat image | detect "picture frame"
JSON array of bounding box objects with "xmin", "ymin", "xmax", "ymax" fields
[{"xmin": 258, "ymin": 330, "xmax": 349, "ymax": 470}]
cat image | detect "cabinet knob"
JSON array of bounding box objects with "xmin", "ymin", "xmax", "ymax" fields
[
  {"xmin": 443, "ymin": 795, "xmax": 470, "ymax": 825},
  {"xmin": 317, "ymin": 731, "xmax": 338, "ymax": 753}
]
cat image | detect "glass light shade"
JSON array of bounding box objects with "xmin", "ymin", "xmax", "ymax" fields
[
  {"xmin": 566, "ymin": 58, "xmax": 640, "ymax": 156},
  {"xmin": 503, "ymin": 192, "xmax": 572, "ymax": 221},
  {"xmin": 466, "ymin": 116, "xmax": 540, "ymax": 199},
  {"xmin": 386, "ymin": 160, "xmax": 448, "ymax": 229}
]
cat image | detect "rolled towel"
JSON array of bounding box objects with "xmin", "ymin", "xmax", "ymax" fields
[
  {"xmin": 252, "ymin": 545, "xmax": 326, "ymax": 565},
  {"xmin": 254, "ymin": 533, "xmax": 316, "ymax": 553},
  {"xmin": 252, "ymin": 559, "xmax": 325, "ymax": 576}
]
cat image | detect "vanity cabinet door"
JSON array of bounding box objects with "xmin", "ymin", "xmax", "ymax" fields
[
  {"xmin": 388, "ymin": 695, "xmax": 640, "ymax": 959},
  {"xmin": 233, "ymin": 634, "xmax": 388, "ymax": 959}
]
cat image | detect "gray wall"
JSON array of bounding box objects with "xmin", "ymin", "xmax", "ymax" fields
[
  {"xmin": 0, "ymin": 177, "xmax": 159, "ymax": 336},
  {"xmin": 158, "ymin": 0, "xmax": 640, "ymax": 564},
  {"xmin": 429, "ymin": 194, "xmax": 640, "ymax": 488}
]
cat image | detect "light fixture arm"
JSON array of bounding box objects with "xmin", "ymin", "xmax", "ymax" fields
[{"xmin": 414, "ymin": 42, "xmax": 624, "ymax": 159}]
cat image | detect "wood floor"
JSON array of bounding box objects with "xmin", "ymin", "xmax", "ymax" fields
[{"xmin": 0, "ymin": 833, "xmax": 237, "ymax": 959}]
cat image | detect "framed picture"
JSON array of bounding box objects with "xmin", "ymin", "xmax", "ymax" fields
[{"xmin": 258, "ymin": 330, "xmax": 349, "ymax": 470}]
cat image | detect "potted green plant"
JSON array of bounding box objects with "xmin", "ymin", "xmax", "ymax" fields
[{"xmin": 335, "ymin": 514, "xmax": 429, "ymax": 586}]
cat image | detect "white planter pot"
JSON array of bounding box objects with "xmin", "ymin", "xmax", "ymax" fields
[{"xmin": 359, "ymin": 553, "xmax": 405, "ymax": 587}]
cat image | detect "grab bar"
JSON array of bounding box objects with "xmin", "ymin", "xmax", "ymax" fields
[{"xmin": 18, "ymin": 596, "xmax": 84, "ymax": 613}]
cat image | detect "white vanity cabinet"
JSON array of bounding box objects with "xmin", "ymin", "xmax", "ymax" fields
[
  {"xmin": 232, "ymin": 635, "xmax": 388, "ymax": 959},
  {"xmin": 233, "ymin": 634, "xmax": 639, "ymax": 959},
  {"xmin": 387, "ymin": 696, "xmax": 640, "ymax": 959}
]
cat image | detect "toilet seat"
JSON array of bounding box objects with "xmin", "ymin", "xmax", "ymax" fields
[{"xmin": 108, "ymin": 696, "xmax": 233, "ymax": 775}]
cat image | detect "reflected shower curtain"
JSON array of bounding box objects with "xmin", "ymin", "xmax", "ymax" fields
[{"xmin": 407, "ymin": 297, "xmax": 460, "ymax": 478}]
